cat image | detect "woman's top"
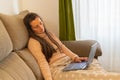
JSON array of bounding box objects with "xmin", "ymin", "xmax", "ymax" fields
[{"xmin": 28, "ymin": 32, "xmax": 79, "ymax": 80}]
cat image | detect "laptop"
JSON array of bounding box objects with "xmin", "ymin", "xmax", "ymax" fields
[{"xmin": 63, "ymin": 42, "xmax": 98, "ymax": 71}]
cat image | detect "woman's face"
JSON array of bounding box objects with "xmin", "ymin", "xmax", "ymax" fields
[{"xmin": 30, "ymin": 17, "xmax": 45, "ymax": 34}]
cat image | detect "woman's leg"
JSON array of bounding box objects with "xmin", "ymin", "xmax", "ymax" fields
[{"xmin": 50, "ymin": 58, "xmax": 120, "ymax": 80}]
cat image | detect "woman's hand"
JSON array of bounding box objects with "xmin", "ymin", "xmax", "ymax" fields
[{"xmin": 74, "ymin": 56, "xmax": 88, "ymax": 63}]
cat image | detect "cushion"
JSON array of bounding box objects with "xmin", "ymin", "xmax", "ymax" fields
[
  {"xmin": 0, "ymin": 10, "xmax": 29, "ymax": 50},
  {"xmin": 0, "ymin": 52, "xmax": 36, "ymax": 80},
  {"xmin": 0, "ymin": 69, "xmax": 14, "ymax": 80},
  {"xmin": 17, "ymin": 48, "xmax": 44, "ymax": 80},
  {"xmin": 0, "ymin": 20, "xmax": 13, "ymax": 61},
  {"xmin": 18, "ymin": 10, "xmax": 29, "ymax": 19}
]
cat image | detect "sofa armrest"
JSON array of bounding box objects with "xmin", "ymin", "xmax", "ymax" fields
[{"xmin": 62, "ymin": 40, "xmax": 102, "ymax": 59}]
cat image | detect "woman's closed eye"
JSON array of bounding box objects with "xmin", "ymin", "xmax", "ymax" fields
[
  {"xmin": 34, "ymin": 23, "xmax": 42, "ymax": 28},
  {"xmin": 33, "ymin": 25, "xmax": 39, "ymax": 28},
  {"xmin": 40, "ymin": 22, "xmax": 43, "ymax": 25}
]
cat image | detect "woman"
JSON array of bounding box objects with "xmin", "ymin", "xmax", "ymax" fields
[
  {"xmin": 23, "ymin": 12, "xmax": 87, "ymax": 80},
  {"xmin": 23, "ymin": 13, "xmax": 120, "ymax": 80}
]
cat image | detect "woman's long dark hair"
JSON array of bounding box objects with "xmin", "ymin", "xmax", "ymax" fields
[{"xmin": 23, "ymin": 13, "xmax": 61, "ymax": 62}]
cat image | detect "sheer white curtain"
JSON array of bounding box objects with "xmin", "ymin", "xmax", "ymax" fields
[{"xmin": 72, "ymin": 0, "xmax": 120, "ymax": 72}]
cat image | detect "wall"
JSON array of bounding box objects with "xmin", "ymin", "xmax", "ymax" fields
[
  {"xmin": 0, "ymin": 0, "xmax": 20, "ymax": 14},
  {"xmin": 0, "ymin": 0, "xmax": 59, "ymax": 36},
  {"xmin": 20, "ymin": 0, "xmax": 59, "ymax": 37}
]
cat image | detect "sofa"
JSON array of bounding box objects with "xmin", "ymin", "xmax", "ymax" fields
[{"xmin": 0, "ymin": 10, "xmax": 102, "ymax": 80}]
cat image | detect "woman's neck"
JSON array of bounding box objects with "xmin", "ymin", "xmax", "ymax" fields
[{"xmin": 36, "ymin": 32, "xmax": 47, "ymax": 38}]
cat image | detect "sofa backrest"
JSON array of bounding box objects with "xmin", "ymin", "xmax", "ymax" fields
[
  {"xmin": 0, "ymin": 20, "xmax": 13, "ymax": 61},
  {"xmin": 0, "ymin": 10, "xmax": 29, "ymax": 51},
  {"xmin": 0, "ymin": 10, "xmax": 44, "ymax": 80}
]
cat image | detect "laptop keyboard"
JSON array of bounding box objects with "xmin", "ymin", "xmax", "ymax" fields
[
  {"xmin": 71, "ymin": 62, "xmax": 87, "ymax": 69},
  {"xmin": 64, "ymin": 62, "xmax": 87, "ymax": 71}
]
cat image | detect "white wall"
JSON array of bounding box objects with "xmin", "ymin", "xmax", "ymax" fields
[
  {"xmin": 0, "ymin": 0, "xmax": 59, "ymax": 36},
  {"xmin": 0, "ymin": 0, "xmax": 20, "ymax": 14},
  {"xmin": 20, "ymin": 0, "xmax": 59, "ymax": 37}
]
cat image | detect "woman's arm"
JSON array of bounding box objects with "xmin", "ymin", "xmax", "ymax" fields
[
  {"xmin": 28, "ymin": 38, "xmax": 53, "ymax": 80},
  {"xmin": 50, "ymin": 33, "xmax": 87, "ymax": 62},
  {"xmin": 50, "ymin": 33, "xmax": 78, "ymax": 60}
]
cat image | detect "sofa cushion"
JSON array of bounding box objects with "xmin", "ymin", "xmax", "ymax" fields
[
  {"xmin": 18, "ymin": 10, "xmax": 29, "ymax": 19},
  {"xmin": 0, "ymin": 69, "xmax": 14, "ymax": 80},
  {"xmin": 0, "ymin": 11, "xmax": 29, "ymax": 50},
  {"xmin": 0, "ymin": 20, "xmax": 13, "ymax": 61},
  {"xmin": 17, "ymin": 48, "xmax": 43, "ymax": 80},
  {"xmin": 0, "ymin": 52, "xmax": 36, "ymax": 80}
]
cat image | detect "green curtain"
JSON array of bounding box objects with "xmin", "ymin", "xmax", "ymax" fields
[{"xmin": 59, "ymin": 0, "xmax": 76, "ymax": 41}]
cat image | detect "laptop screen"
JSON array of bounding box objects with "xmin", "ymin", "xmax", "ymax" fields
[{"xmin": 87, "ymin": 42, "xmax": 98, "ymax": 65}]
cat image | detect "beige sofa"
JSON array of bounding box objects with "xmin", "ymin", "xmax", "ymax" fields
[{"xmin": 0, "ymin": 10, "xmax": 102, "ymax": 80}]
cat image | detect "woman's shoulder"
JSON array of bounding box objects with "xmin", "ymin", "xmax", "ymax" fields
[
  {"xmin": 28, "ymin": 37, "xmax": 42, "ymax": 49},
  {"xmin": 29, "ymin": 37, "xmax": 38, "ymax": 42},
  {"xmin": 28, "ymin": 37, "xmax": 40, "ymax": 46},
  {"xmin": 28, "ymin": 37, "xmax": 42, "ymax": 53}
]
